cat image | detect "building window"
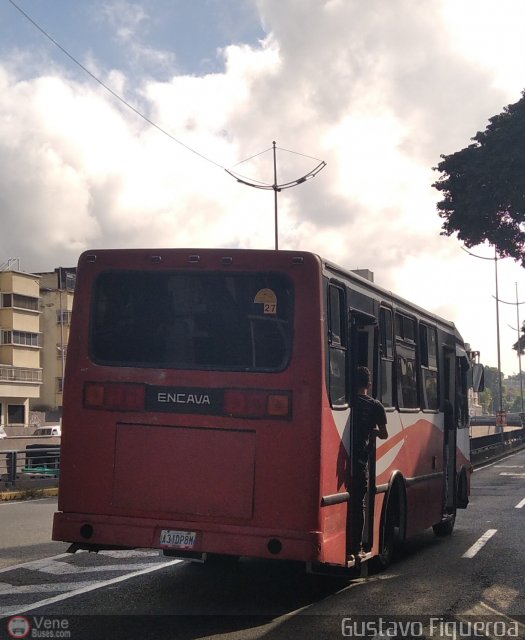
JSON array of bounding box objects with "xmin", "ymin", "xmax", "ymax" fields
[
  {"xmin": 57, "ymin": 344, "xmax": 68, "ymax": 359},
  {"xmin": 1, "ymin": 331, "xmax": 41, "ymax": 347},
  {"xmin": 1, "ymin": 293, "xmax": 38, "ymax": 311},
  {"xmin": 56, "ymin": 310, "xmax": 72, "ymax": 324},
  {"xmin": 8, "ymin": 404, "xmax": 25, "ymax": 425},
  {"xmin": 56, "ymin": 378, "xmax": 64, "ymax": 393}
]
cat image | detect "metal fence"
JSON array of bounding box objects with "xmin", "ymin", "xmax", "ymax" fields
[
  {"xmin": 470, "ymin": 427, "xmax": 525, "ymax": 465},
  {"xmin": 1, "ymin": 428, "xmax": 525, "ymax": 491},
  {"xmin": 1, "ymin": 445, "xmax": 60, "ymax": 489}
]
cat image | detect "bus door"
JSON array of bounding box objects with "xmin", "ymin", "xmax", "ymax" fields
[
  {"xmin": 443, "ymin": 347, "xmax": 457, "ymax": 514},
  {"xmin": 347, "ymin": 310, "xmax": 378, "ymax": 558}
]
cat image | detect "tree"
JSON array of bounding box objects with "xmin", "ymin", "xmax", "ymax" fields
[
  {"xmin": 512, "ymin": 321, "xmax": 525, "ymax": 355},
  {"xmin": 478, "ymin": 365, "xmax": 505, "ymax": 413},
  {"xmin": 433, "ymin": 90, "xmax": 525, "ymax": 266}
]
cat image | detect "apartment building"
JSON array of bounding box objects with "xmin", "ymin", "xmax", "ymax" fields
[
  {"xmin": 33, "ymin": 267, "xmax": 76, "ymax": 412},
  {"xmin": 0, "ymin": 263, "xmax": 42, "ymax": 429}
]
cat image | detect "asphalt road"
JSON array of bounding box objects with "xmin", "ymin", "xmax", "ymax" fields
[
  {"xmin": 0, "ymin": 498, "xmax": 67, "ymax": 570},
  {"xmin": 1, "ymin": 450, "xmax": 524, "ymax": 640}
]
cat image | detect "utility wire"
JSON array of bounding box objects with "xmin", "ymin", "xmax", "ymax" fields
[
  {"xmin": 8, "ymin": 0, "xmax": 327, "ymax": 189},
  {"xmin": 7, "ymin": 0, "xmax": 226, "ymax": 170}
]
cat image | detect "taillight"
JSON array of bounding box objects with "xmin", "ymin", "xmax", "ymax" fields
[
  {"xmin": 84, "ymin": 382, "xmax": 145, "ymax": 411},
  {"xmin": 224, "ymin": 389, "xmax": 291, "ymax": 418}
]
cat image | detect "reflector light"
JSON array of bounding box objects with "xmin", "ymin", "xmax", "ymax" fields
[
  {"xmin": 224, "ymin": 389, "xmax": 291, "ymax": 418},
  {"xmin": 84, "ymin": 382, "xmax": 145, "ymax": 411},
  {"xmin": 84, "ymin": 383, "xmax": 105, "ymax": 407},
  {"xmin": 268, "ymin": 394, "xmax": 290, "ymax": 416}
]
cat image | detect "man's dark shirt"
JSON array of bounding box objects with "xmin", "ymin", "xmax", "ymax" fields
[{"xmin": 353, "ymin": 394, "xmax": 387, "ymax": 465}]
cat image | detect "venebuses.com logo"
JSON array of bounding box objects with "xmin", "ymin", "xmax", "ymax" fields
[
  {"xmin": 6, "ymin": 617, "xmax": 30, "ymax": 639},
  {"xmin": 6, "ymin": 616, "xmax": 71, "ymax": 639}
]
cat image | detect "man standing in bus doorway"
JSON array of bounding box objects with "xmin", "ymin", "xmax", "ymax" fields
[{"xmin": 351, "ymin": 366, "xmax": 388, "ymax": 561}]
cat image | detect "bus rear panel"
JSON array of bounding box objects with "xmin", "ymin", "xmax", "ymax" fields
[{"xmin": 53, "ymin": 249, "xmax": 330, "ymax": 564}]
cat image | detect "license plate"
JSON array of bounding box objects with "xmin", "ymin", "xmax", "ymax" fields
[{"xmin": 159, "ymin": 529, "xmax": 197, "ymax": 549}]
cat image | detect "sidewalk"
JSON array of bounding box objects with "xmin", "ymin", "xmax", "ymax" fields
[{"xmin": 0, "ymin": 474, "xmax": 59, "ymax": 501}]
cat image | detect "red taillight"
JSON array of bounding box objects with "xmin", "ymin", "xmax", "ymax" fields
[
  {"xmin": 84, "ymin": 382, "xmax": 145, "ymax": 411},
  {"xmin": 224, "ymin": 390, "xmax": 291, "ymax": 418}
]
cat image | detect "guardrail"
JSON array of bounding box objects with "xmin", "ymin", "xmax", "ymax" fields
[
  {"xmin": 1, "ymin": 445, "xmax": 60, "ymax": 489},
  {"xmin": 1, "ymin": 428, "xmax": 525, "ymax": 492},
  {"xmin": 470, "ymin": 427, "xmax": 525, "ymax": 465}
]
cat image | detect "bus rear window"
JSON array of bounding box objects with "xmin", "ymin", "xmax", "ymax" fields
[{"xmin": 90, "ymin": 271, "xmax": 294, "ymax": 371}]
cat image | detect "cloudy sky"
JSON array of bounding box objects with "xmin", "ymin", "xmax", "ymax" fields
[{"xmin": 1, "ymin": 0, "xmax": 525, "ymax": 376}]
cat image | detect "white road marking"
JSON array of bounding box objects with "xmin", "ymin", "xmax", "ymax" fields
[
  {"xmin": 0, "ymin": 557, "xmax": 184, "ymax": 618},
  {"xmin": 0, "ymin": 497, "xmax": 55, "ymax": 506},
  {"xmin": 499, "ymin": 472, "xmax": 525, "ymax": 477},
  {"xmin": 0, "ymin": 580, "xmax": 97, "ymax": 595},
  {"xmin": 0, "ymin": 553, "xmax": 71, "ymax": 574},
  {"xmin": 459, "ymin": 601, "xmax": 525, "ymax": 638},
  {"xmin": 462, "ymin": 529, "xmax": 497, "ymax": 558},
  {"xmin": 474, "ymin": 450, "xmax": 524, "ymax": 471},
  {"xmin": 26, "ymin": 559, "xmax": 163, "ymax": 575},
  {"xmin": 515, "ymin": 497, "xmax": 525, "ymax": 509},
  {"xmin": 0, "ymin": 549, "xmax": 161, "ymax": 574}
]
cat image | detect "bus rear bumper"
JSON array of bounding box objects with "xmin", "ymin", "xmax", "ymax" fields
[{"xmin": 53, "ymin": 511, "xmax": 324, "ymax": 564}]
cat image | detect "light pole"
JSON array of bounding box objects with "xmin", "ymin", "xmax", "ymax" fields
[
  {"xmin": 226, "ymin": 142, "xmax": 326, "ymax": 250},
  {"xmin": 499, "ymin": 282, "xmax": 525, "ymax": 415},
  {"xmin": 462, "ymin": 246, "xmax": 503, "ymax": 417}
]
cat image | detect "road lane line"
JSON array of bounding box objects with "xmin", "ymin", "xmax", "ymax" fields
[
  {"xmin": 0, "ymin": 580, "xmax": 98, "ymax": 595},
  {"xmin": 516, "ymin": 497, "xmax": 525, "ymax": 509},
  {"xmin": 459, "ymin": 601, "xmax": 525, "ymax": 638},
  {"xmin": 462, "ymin": 529, "xmax": 497, "ymax": 558}
]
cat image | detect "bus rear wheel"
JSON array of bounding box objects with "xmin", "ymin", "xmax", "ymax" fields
[{"xmin": 370, "ymin": 486, "xmax": 404, "ymax": 572}]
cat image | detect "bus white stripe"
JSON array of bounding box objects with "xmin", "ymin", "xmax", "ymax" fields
[{"xmin": 515, "ymin": 497, "xmax": 525, "ymax": 509}]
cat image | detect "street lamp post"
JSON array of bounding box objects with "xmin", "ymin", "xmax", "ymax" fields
[
  {"xmin": 499, "ymin": 282, "xmax": 525, "ymax": 415},
  {"xmin": 462, "ymin": 246, "xmax": 504, "ymax": 418},
  {"xmin": 225, "ymin": 142, "xmax": 326, "ymax": 250}
]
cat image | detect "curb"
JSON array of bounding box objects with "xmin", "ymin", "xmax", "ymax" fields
[{"xmin": 0, "ymin": 487, "xmax": 59, "ymax": 501}]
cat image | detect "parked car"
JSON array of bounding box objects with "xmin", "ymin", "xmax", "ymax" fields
[
  {"xmin": 33, "ymin": 425, "xmax": 61, "ymax": 437},
  {"xmin": 0, "ymin": 425, "xmax": 6, "ymax": 439}
]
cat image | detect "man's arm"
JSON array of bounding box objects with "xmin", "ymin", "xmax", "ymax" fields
[
  {"xmin": 374, "ymin": 401, "xmax": 388, "ymax": 439},
  {"xmin": 375, "ymin": 422, "xmax": 388, "ymax": 439}
]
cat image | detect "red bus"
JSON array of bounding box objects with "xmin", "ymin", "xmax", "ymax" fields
[{"xmin": 53, "ymin": 248, "xmax": 480, "ymax": 571}]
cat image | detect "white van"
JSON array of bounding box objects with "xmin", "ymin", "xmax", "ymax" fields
[{"xmin": 33, "ymin": 425, "xmax": 61, "ymax": 437}]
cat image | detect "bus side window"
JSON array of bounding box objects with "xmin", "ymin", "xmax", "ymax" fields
[
  {"xmin": 420, "ymin": 324, "xmax": 439, "ymax": 410},
  {"xmin": 395, "ymin": 313, "xmax": 419, "ymax": 409},
  {"xmin": 328, "ymin": 284, "xmax": 347, "ymax": 407},
  {"xmin": 379, "ymin": 307, "xmax": 394, "ymax": 407}
]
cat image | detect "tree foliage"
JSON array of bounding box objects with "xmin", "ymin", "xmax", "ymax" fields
[
  {"xmin": 512, "ymin": 320, "xmax": 525, "ymax": 355},
  {"xmin": 433, "ymin": 90, "xmax": 525, "ymax": 265}
]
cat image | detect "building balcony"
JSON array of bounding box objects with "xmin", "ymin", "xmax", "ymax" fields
[{"xmin": 0, "ymin": 365, "xmax": 43, "ymax": 384}]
